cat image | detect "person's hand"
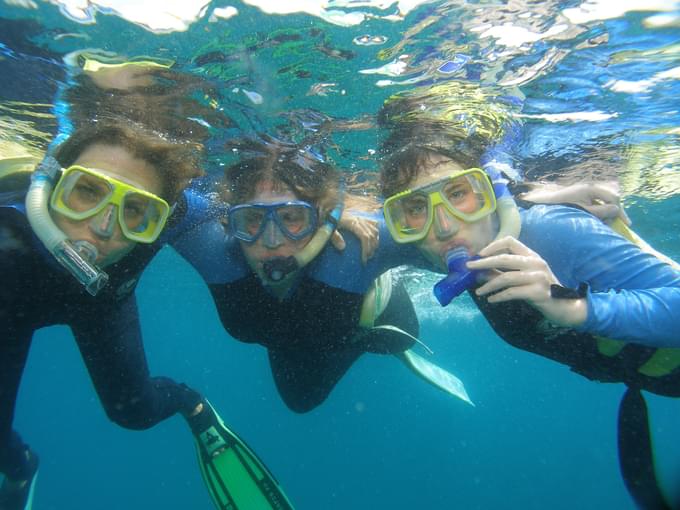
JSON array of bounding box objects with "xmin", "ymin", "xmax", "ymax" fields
[
  {"xmin": 335, "ymin": 213, "xmax": 379, "ymax": 264},
  {"xmin": 518, "ymin": 182, "xmax": 631, "ymax": 225},
  {"xmin": 467, "ymin": 236, "xmax": 587, "ymax": 328}
]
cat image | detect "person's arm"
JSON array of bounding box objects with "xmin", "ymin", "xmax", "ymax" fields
[
  {"xmin": 514, "ymin": 205, "xmax": 679, "ymax": 347},
  {"xmin": 70, "ymin": 296, "xmax": 201, "ymax": 426},
  {"xmin": 309, "ymin": 214, "xmax": 423, "ymax": 294},
  {"xmin": 165, "ymin": 189, "xmax": 248, "ymax": 285},
  {"xmin": 515, "ymin": 181, "xmax": 631, "ymax": 224}
]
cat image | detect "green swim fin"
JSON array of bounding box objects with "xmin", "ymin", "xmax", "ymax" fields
[{"xmin": 191, "ymin": 400, "xmax": 295, "ymax": 510}]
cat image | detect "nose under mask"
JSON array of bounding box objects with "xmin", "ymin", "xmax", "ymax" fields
[
  {"xmin": 89, "ymin": 204, "xmax": 117, "ymax": 238},
  {"xmin": 262, "ymin": 218, "xmax": 286, "ymax": 248},
  {"xmin": 433, "ymin": 205, "xmax": 460, "ymax": 238}
]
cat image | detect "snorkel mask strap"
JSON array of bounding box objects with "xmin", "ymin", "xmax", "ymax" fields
[
  {"xmin": 25, "ymin": 156, "xmax": 109, "ymax": 296},
  {"xmin": 480, "ymin": 130, "xmax": 521, "ymax": 241},
  {"xmin": 262, "ymin": 179, "xmax": 345, "ymax": 282}
]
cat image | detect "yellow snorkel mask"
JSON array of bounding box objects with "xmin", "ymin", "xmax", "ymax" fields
[
  {"xmin": 383, "ymin": 168, "xmax": 497, "ymax": 243},
  {"xmin": 50, "ymin": 165, "xmax": 170, "ymax": 244}
]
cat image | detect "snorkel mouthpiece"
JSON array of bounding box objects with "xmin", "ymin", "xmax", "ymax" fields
[
  {"xmin": 263, "ymin": 256, "xmax": 299, "ymax": 282},
  {"xmin": 26, "ymin": 156, "xmax": 109, "ymax": 296},
  {"xmin": 433, "ymin": 248, "xmax": 478, "ymax": 306},
  {"xmin": 73, "ymin": 239, "xmax": 99, "ymax": 264},
  {"xmin": 53, "ymin": 240, "xmax": 109, "ymax": 295}
]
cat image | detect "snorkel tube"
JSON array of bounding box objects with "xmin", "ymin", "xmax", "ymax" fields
[
  {"xmin": 433, "ymin": 127, "xmax": 522, "ymax": 306},
  {"xmin": 481, "ymin": 124, "xmax": 522, "ymax": 242},
  {"xmin": 263, "ymin": 182, "xmax": 345, "ymax": 282},
  {"xmin": 25, "ymin": 156, "xmax": 109, "ymax": 296}
]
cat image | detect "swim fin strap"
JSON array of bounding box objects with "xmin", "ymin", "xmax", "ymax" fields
[{"xmin": 193, "ymin": 400, "xmax": 295, "ymax": 510}]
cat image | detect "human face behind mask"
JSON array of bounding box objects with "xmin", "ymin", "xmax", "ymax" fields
[
  {"xmin": 392, "ymin": 153, "xmax": 498, "ymax": 273},
  {"xmin": 50, "ymin": 143, "xmax": 165, "ymax": 268},
  {"xmin": 236, "ymin": 179, "xmax": 317, "ymax": 284}
]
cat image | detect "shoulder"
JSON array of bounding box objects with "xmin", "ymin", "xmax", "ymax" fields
[
  {"xmin": 170, "ymin": 218, "xmax": 249, "ymax": 284},
  {"xmin": 518, "ymin": 204, "xmax": 618, "ymax": 254},
  {"xmin": 162, "ymin": 189, "xmax": 227, "ymax": 241},
  {"xmin": 520, "ymin": 204, "xmax": 604, "ymax": 235},
  {"xmin": 308, "ymin": 213, "xmax": 419, "ymax": 294},
  {"xmin": 519, "ymin": 205, "xmax": 680, "ymax": 289},
  {"xmin": 1, "ymin": 202, "xmax": 37, "ymax": 256}
]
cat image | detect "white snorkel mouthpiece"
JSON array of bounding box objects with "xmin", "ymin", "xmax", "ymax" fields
[{"xmin": 25, "ymin": 156, "xmax": 109, "ymax": 296}]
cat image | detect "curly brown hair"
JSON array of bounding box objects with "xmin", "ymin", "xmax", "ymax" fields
[
  {"xmin": 379, "ymin": 139, "xmax": 482, "ymax": 199},
  {"xmin": 377, "ymin": 82, "xmax": 517, "ymax": 198},
  {"xmin": 55, "ymin": 122, "xmax": 204, "ymax": 203},
  {"xmin": 222, "ymin": 137, "xmax": 340, "ymax": 214}
]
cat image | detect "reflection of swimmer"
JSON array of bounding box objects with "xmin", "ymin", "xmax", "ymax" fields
[
  {"xmin": 173, "ymin": 137, "xmax": 473, "ymax": 412},
  {"xmin": 378, "ymin": 95, "xmax": 680, "ymax": 509}
]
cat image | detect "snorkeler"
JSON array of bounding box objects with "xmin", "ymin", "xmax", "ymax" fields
[
  {"xmin": 377, "ymin": 91, "xmax": 680, "ymax": 509},
  {"xmin": 173, "ymin": 136, "xmax": 472, "ymax": 413},
  {"xmin": 0, "ymin": 52, "xmax": 294, "ymax": 510}
]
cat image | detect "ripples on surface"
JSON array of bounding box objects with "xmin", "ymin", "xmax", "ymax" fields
[{"xmin": 1, "ymin": 2, "xmax": 680, "ymax": 509}]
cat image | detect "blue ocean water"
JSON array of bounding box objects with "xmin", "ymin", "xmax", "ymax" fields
[
  {"xmin": 16, "ymin": 245, "xmax": 680, "ymax": 509},
  {"xmin": 3, "ymin": 1, "xmax": 680, "ymax": 509}
]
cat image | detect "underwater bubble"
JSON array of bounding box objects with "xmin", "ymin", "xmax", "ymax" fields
[
  {"xmin": 437, "ymin": 54, "xmax": 470, "ymax": 74},
  {"xmin": 353, "ymin": 34, "xmax": 388, "ymax": 46},
  {"xmin": 242, "ymin": 89, "xmax": 263, "ymax": 105}
]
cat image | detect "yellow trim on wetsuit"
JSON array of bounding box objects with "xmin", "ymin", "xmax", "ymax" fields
[
  {"xmin": 594, "ymin": 217, "xmax": 680, "ymax": 376},
  {"xmin": 359, "ymin": 271, "xmax": 394, "ymax": 328}
]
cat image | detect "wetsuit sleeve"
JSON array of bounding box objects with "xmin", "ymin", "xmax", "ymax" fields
[
  {"xmin": 520, "ymin": 205, "xmax": 680, "ymax": 347},
  {"xmin": 160, "ymin": 189, "xmax": 226, "ymax": 243},
  {"xmin": 170, "ymin": 217, "xmax": 249, "ymax": 285},
  {"xmin": 69, "ymin": 295, "xmax": 201, "ymax": 428},
  {"xmin": 309, "ymin": 214, "xmax": 424, "ymax": 294}
]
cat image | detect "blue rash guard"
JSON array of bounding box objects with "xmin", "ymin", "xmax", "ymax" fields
[
  {"xmin": 174, "ymin": 198, "xmax": 680, "ymax": 350},
  {"xmin": 517, "ymin": 205, "xmax": 680, "ymax": 348}
]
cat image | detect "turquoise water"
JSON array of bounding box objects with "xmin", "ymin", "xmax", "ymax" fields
[{"xmin": 2, "ymin": 1, "xmax": 680, "ymax": 509}]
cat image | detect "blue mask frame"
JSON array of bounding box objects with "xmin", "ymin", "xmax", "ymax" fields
[{"xmin": 227, "ymin": 201, "xmax": 318, "ymax": 243}]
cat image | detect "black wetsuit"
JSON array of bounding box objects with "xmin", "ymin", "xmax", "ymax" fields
[
  {"xmin": 472, "ymin": 295, "xmax": 680, "ymax": 510},
  {"xmin": 209, "ymin": 274, "xmax": 418, "ymax": 413},
  {"xmin": 0, "ymin": 188, "xmax": 202, "ymax": 481}
]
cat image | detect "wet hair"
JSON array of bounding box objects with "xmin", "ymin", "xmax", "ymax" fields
[
  {"xmin": 222, "ymin": 137, "xmax": 340, "ymax": 213},
  {"xmin": 379, "ymin": 143, "xmax": 480, "ymax": 198},
  {"xmin": 377, "ymin": 82, "xmax": 516, "ymax": 198},
  {"xmin": 54, "ymin": 122, "xmax": 204, "ymax": 203},
  {"xmin": 64, "ymin": 67, "xmax": 230, "ymax": 143}
]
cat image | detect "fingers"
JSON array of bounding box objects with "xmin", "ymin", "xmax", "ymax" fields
[
  {"xmin": 476, "ymin": 270, "xmax": 551, "ymax": 298},
  {"xmin": 476, "ymin": 236, "xmax": 537, "ymax": 259},
  {"xmin": 330, "ymin": 230, "xmax": 346, "ymax": 251},
  {"xmin": 581, "ymin": 203, "xmax": 621, "ymax": 222},
  {"xmin": 588, "ymin": 182, "xmax": 620, "ymax": 204},
  {"xmin": 360, "ymin": 227, "xmax": 379, "ymax": 264},
  {"xmin": 347, "ymin": 217, "xmax": 379, "ymax": 264},
  {"xmin": 484, "ymin": 284, "xmax": 541, "ymax": 304}
]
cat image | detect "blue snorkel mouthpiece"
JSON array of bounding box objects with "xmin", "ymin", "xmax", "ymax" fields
[{"xmin": 433, "ymin": 248, "xmax": 479, "ymax": 307}]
